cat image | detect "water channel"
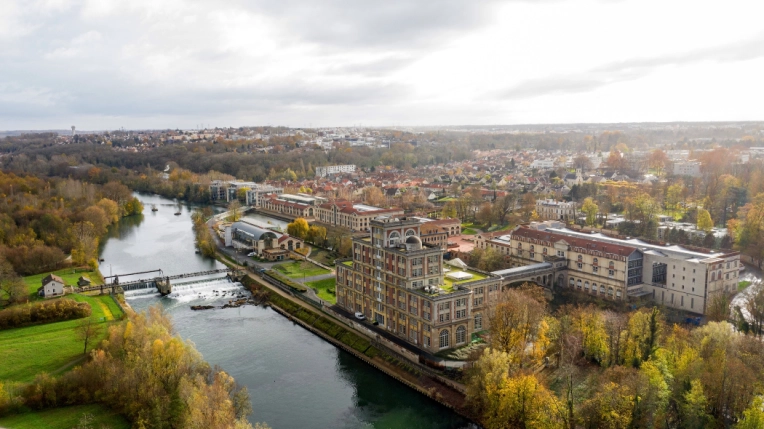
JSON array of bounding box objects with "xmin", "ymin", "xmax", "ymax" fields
[{"xmin": 98, "ymin": 193, "xmax": 470, "ymax": 429}]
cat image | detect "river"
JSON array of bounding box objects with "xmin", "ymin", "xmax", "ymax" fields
[{"xmin": 98, "ymin": 193, "xmax": 470, "ymax": 429}]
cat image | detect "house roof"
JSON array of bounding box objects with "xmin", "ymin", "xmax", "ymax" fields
[
  {"xmin": 512, "ymin": 226, "xmax": 639, "ymax": 258},
  {"xmin": 42, "ymin": 274, "xmax": 64, "ymax": 286}
]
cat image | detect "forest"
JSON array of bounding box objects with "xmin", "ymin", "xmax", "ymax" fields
[{"xmin": 466, "ymin": 284, "xmax": 764, "ymax": 429}]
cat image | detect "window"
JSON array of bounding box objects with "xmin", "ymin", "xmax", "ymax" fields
[
  {"xmin": 577, "ymin": 279, "xmax": 582, "ymax": 289},
  {"xmin": 584, "ymin": 281, "xmax": 589, "ymax": 291},
  {"xmin": 473, "ymin": 297, "xmax": 484, "ymax": 306},
  {"xmin": 424, "ymin": 336, "xmax": 430, "ymax": 347},
  {"xmin": 591, "ymin": 283, "xmax": 597, "ymax": 293},
  {"xmin": 456, "ymin": 326, "xmax": 466, "ymax": 344},
  {"xmin": 593, "ymin": 266, "xmax": 599, "ymax": 273},
  {"xmin": 609, "ymin": 270, "xmax": 615, "ymax": 277},
  {"xmin": 609, "ymin": 261, "xmax": 615, "ymax": 269},
  {"xmin": 439, "ymin": 330, "xmax": 450, "ymax": 348},
  {"xmin": 456, "ymin": 298, "xmax": 466, "ymax": 307},
  {"xmin": 557, "ymin": 250, "xmax": 565, "ymax": 257},
  {"xmin": 456, "ymin": 309, "xmax": 466, "ymax": 319},
  {"xmin": 593, "ymin": 257, "xmax": 599, "ymax": 265},
  {"xmin": 439, "ymin": 313, "xmax": 450, "ymax": 322},
  {"xmin": 577, "ymin": 263, "xmax": 583, "ymax": 269},
  {"xmin": 578, "ymin": 255, "xmax": 583, "ymax": 262},
  {"xmin": 569, "ymin": 277, "xmax": 575, "ymax": 287},
  {"xmin": 474, "ymin": 313, "xmax": 483, "ymax": 330}
]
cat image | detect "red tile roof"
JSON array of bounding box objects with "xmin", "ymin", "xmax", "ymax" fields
[{"xmin": 512, "ymin": 226, "xmax": 638, "ymax": 259}]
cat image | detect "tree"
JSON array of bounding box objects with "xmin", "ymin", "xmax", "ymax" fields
[
  {"xmin": 483, "ymin": 373, "xmax": 564, "ymax": 429},
  {"xmin": 306, "ymin": 225, "xmax": 327, "ymax": 245},
  {"xmin": 362, "ymin": 187, "xmax": 386, "ymax": 207},
  {"xmin": 441, "ymin": 201, "xmax": 457, "ymax": 219},
  {"xmin": 572, "ymin": 154, "xmax": 593, "ymax": 171},
  {"xmin": 520, "ymin": 193, "xmax": 536, "ymax": 221},
  {"xmin": 75, "ymin": 317, "xmax": 104, "ymax": 355},
  {"xmin": 605, "ymin": 150, "xmax": 627, "ymax": 171},
  {"xmin": 488, "ymin": 287, "xmax": 547, "ymax": 368},
  {"xmin": 581, "ymin": 197, "xmax": 598, "ymax": 227},
  {"xmin": 681, "ymin": 379, "xmax": 714, "ymax": 429},
  {"xmin": 0, "ymin": 258, "xmax": 26, "ymax": 307},
  {"xmin": 466, "ymin": 348, "xmax": 513, "ymax": 415},
  {"xmin": 648, "ymin": 149, "xmax": 669, "ymax": 174},
  {"xmin": 122, "ymin": 197, "xmax": 144, "ymax": 216},
  {"xmin": 476, "ymin": 202, "xmax": 494, "ymax": 227},
  {"xmin": 736, "ymin": 396, "xmax": 764, "ymax": 429},
  {"xmin": 227, "ymin": 200, "xmax": 242, "ymax": 222},
  {"xmin": 287, "ymin": 218, "xmax": 310, "ymax": 240},
  {"xmin": 697, "ymin": 208, "xmax": 713, "ymax": 233},
  {"xmin": 96, "ymin": 198, "xmax": 120, "ymax": 224}
]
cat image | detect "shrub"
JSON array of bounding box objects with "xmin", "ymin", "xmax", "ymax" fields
[{"xmin": 0, "ymin": 298, "xmax": 91, "ymax": 330}]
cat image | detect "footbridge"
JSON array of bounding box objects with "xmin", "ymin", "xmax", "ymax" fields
[
  {"xmin": 491, "ymin": 257, "xmax": 567, "ymax": 289},
  {"xmin": 80, "ymin": 268, "xmax": 244, "ymax": 295}
]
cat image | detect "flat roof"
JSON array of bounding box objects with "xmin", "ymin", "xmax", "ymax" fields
[
  {"xmin": 492, "ymin": 262, "xmax": 552, "ymax": 277},
  {"xmin": 352, "ymin": 204, "xmax": 384, "ymax": 212}
]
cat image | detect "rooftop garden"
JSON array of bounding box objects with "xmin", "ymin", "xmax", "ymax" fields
[
  {"xmin": 437, "ymin": 269, "xmax": 489, "ymax": 294},
  {"xmin": 341, "ymin": 260, "xmax": 353, "ymax": 267}
]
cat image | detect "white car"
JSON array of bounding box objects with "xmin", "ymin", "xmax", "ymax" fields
[
  {"xmin": 247, "ymin": 252, "xmax": 255, "ymax": 257},
  {"xmin": 354, "ymin": 312, "xmax": 366, "ymax": 320}
]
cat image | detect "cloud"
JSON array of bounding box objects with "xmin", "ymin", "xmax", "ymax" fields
[{"xmin": 497, "ymin": 33, "xmax": 764, "ymax": 100}]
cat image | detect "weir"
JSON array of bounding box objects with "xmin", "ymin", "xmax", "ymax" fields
[{"xmin": 80, "ymin": 268, "xmax": 238, "ymax": 296}]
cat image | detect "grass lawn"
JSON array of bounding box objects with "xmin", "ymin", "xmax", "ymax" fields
[
  {"xmin": 739, "ymin": 280, "xmax": 752, "ymax": 292},
  {"xmin": 306, "ymin": 278, "xmax": 337, "ymax": 304},
  {"xmin": 486, "ymin": 223, "xmax": 513, "ymax": 232},
  {"xmin": 442, "ymin": 271, "xmax": 487, "ymax": 293},
  {"xmin": 0, "ymin": 294, "xmax": 123, "ymax": 383},
  {"xmin": 0, "ymin": 404, "xmax": 130, "ymax": 429},
  {"xmin": 273, "ymin": 260, "xmax": 330, "ymax": 279},
  {"xmin": 461, "ymin": 228, "xmax": 478, "ymax": 235},
  {"xmin": 23, "ymin": 268, "xmax": 104, "ymax": 298}
]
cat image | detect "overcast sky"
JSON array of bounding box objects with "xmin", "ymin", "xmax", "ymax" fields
[{"xmin": 2, "ymin": 0, "xmax": 763, "ymax": 130}]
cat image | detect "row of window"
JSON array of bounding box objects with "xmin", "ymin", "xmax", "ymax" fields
[{"xmin": 569, "ymin": 277, "xmax": 622, "ymax": 298}]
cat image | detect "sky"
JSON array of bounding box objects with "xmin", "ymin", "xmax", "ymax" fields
[{"xmin": 1, "ymin": 0, "xmax": 764, "ymax": 130}]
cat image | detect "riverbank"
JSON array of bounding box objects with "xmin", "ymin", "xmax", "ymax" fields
[{"xmin": 237, "ymin": 271, "xmax": 478, "ymax": 424}]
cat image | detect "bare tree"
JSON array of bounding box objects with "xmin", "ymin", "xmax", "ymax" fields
[{"xmin": 75, "ymin": 317, "xmax": 104, "ymax": 354}]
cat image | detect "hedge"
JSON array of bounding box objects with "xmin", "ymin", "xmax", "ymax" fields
[
  {"xmin": 0, "ymin": 299, "xmax": 91, "ymax": 330},
  {"xmin": 265, "ymin": 270, "xmax": 308, "ymax": 292}
]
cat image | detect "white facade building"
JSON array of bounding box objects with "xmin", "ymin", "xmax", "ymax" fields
[
  {"xmin": 672, "ymin": 161, "xmax": 702, "ymax": 177},
  {"xmin": 315, "ymin": 165, "xmax": 356, "ymax": 177}
]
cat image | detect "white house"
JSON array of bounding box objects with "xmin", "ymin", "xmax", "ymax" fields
[{"xmin": 38, "ymin": 274, "xmax": 65, "ymax": 298}]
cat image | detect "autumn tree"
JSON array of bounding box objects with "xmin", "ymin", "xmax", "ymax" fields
[
  {"xmin": 287, "ymin": 218, "xmax": 310, "ymax": 240},
  {"xmin": 697, "ymin": 208, "xmax": 713, "ymax": 233},
  {"xmin": 488, "ymin": 286, "xmax": 547, "ymax": 368},
  {"xmin": 362, "ymin": 186, "xmax": 386, "ymax": 207},
  {"xmin": 581, "ymin": 197, "xmax": 598, "ymax": 226},
  {"xmin": 306, "ymin": 225, "xmax": 327, "ymax": 245},
  {"xmin": 572, "ymin": 154, "xmax": 593, "ymax": 171},
  {"xmin": 520, "ymin": 193, "xmax": 537, "ymax": 221}
]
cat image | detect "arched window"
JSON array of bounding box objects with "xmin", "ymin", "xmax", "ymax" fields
[
  {"xmin": 543, "ymin": 247, "xmax": 548, "ymax": 255},
  {"xmin": 389, "ymin": 231, "xmax": 400, "ymax": 245},
  {"xmin": 456, "ymin": 326, "xmax": 466, "ymax": 344},
  {"xmin": 530, "ymin": 245, "xmax": 535, "ymax": 252},
  {"xmin": 711, "ymin": 272, "xmax": 716, "ymax": 281},
  {"xmin": 439, "ymin": 329, "xmax": 450, "ymax": 348},
  {"xmin": 405, "ymin": 229, "xmax": 416, "ymax": 237},
  {"xmin": 569, "ymin": 277, "xmax": 575, "ymax": 287},
  {"xmin": 517, "ymin": 242, "xmax": 522, "ymax": 248},
  {"xmin": 616, "ymin": 290, "xmax": 622, "ymax": 299},
  {"xmin": 609, "ymin": 261, "xmax": 615, "ymax": 269},
  {"xmin": 474, "ymin": 313, "xmax": 483, "ymax": 330},
  {"xmin": 608, "ymin": 287, "xmax": 614, "ymax": 296},
  {"xmin": 578, "ymin": 255, "xmax": 583, "ymax": 262},
  {"xmin": 591, "ymin": 283, "xmax": 597, "ymax": 293},
  {"xmin": 584, "ymin": 281, "xmax": 589, "ymax": 291},
  {"xmin": 600, "ymin": 285, "xmax": 605, "ymax": 293},
  {"xmin": 593, "ymin": 258, "xmax": 599, "ymax": 265},
  {"xmin": 577, "ymin": 279, "xmax": 582, "ymax": 289}
]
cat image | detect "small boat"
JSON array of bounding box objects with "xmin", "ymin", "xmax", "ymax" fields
[
  {"xmin": 174, "ymin": 212, "xmax": 181, "ymax": 216},
  {"xmin": 151, "ymin": 204, "xmax": 158, "ymax": 212}
]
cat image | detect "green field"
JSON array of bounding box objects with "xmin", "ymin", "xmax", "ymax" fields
[
  {"xmin": 0, "ymin": 404, "xmax": 130, "ymax": 429},
  {"xmin": 306, "ymin": 278, "xmax": 337, "ymax": 304},
  {"xmin": 739, "ymin": 280, "xmax": 752, "ymax": 291},
  {"xmin": 23, "ymin": 268, "xmax": 104, "ymax": 298},
  {"xmin": 273, "ymin": 261, "xmax": 331, "ymax": 279},
  {"xmin": 0, "ymin": 294, "xmax": 123, "ymax": 383}
]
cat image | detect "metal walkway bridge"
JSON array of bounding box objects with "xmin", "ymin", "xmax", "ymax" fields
[{"xmin": 80, "ymin": 268, "xmax": 240, "ymax": 294}]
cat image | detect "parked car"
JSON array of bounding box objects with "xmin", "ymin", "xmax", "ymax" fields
[
  {"xmin": 354, "ymin": 312, "xmax": 366, "ymax": 320},
  {"xmin": 247, "ymin": 252, "xmax": 255, "ymax": 257}
]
